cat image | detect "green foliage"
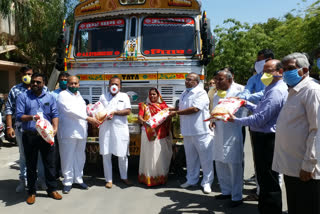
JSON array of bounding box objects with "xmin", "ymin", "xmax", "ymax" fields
[
  {"xmin": 0, "ymin": 0, "xmax": 77, "ymax": 79},
  {"xmin": 208, "ymin": 0, "xmax": 320, "ymax": 85}
]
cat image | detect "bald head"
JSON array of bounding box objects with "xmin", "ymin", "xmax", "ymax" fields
[
  {"xmin": 67, "ymin": 75, "xmax": 79, "ymax": 83},
  {"xmin": 263, "ymin": 59, "xmax": 283, "ymax": 84},
  {"xmin": 67, "ymin": 76, "xmax": 80, "ymax": 94}
]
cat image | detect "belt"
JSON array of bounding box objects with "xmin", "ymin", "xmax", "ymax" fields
[{"xmin": 23, "ymin": 130, "xmax": 40, "ymax": 136}]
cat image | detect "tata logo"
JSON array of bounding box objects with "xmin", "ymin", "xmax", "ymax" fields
[
  {"xmin": 122, "ymin": 74, "xmax": 140, "ymax": 80},
  {"xmin": 119, "ymin": 0, "xmax": 146, "ymax": 5}
]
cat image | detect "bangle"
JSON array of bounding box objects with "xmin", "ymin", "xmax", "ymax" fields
[{"xmin": 6, "ymin": 126, "xmax": 12, "ymax": 129}]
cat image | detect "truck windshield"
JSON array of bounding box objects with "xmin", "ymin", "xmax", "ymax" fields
[
  {"xmin": 142, "ymin": 17, "xmax": 195, "ymax": 56},
  {"xmin": 75, "ymin": 19, "xmax": 125, "ymax": 57}
]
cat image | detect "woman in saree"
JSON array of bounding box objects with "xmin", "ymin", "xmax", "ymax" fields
[{"xmin": 138, "ymin": 88, "xmax": 173, "ymax": 186}]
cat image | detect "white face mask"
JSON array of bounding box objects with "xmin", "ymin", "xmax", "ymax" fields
[
  {"xmin": 255, "ymin": 60, "xmax": 266, "ymax": 74},
  {"xmin": 110, "ymin": 85, "xmax": 119, "ymax": 94}
]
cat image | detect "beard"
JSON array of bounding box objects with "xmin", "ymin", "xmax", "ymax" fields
[{"xmin": 31, "ymin": 85, "xmax": 43, "ymax": 94}]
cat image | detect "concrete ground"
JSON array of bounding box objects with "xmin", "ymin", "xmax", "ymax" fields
[{"xmin": 0, "ymin": 130, "xmax": 287, "ymax": 214}]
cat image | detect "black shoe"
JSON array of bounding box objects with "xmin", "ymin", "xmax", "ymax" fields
[
  {"xmin": 226, "ymin": 200, "xmax": 243, "ymax": 208},
  {"xmin": 215, "ymin": 194, "xmax": 231, "ymax": 200},
  {"xmin": 62, "ymin": 185, "xmax": 72, "ymax": 194},
  {"xmin": 78, "ymin": 183, "xmax": 89, "ymax": 190}
]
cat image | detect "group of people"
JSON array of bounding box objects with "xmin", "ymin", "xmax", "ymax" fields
[
  {"xmin": 203, "ymin": 50, "xmax": 320, "ymax": 214},
  {"xmin": 5, "ymin": 48, "xmax": 320, "ymax": 214}
]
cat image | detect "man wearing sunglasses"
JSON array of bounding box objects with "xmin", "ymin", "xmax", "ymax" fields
[{"xmin": 16, "ymin": 73, "xmax": 62, "ymax": 205}]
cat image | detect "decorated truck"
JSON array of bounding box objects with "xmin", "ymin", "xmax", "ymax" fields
[{"xmin": 58, "ymin": 0, "xmax": 213, "ymax": 161}]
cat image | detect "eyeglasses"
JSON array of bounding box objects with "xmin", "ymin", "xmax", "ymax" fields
[
  {"xmin": 186, "ymin": 78, "xmax": 196, "ymax": 82},
  {"xmin": 31, "ymin": 80, "xmax": 42, "ymax": 85}
]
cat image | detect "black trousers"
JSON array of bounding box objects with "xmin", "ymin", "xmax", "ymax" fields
[
  {"xmin": 23, "ymin": 132, "xmax": 57, "ymax": 195},
  {"xmin": 251, "ymin": 131, "xmax": 282, "ymax": 214},
  {"xmin": 284, "ymin": 175, "xmax": 320, "ymax": 214}
]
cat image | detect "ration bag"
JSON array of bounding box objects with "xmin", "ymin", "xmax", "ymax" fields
[
  {"xmin": 86, "ymin": 101, "xmax": 112, "ymax": 127},
  {"xmin": 146, "ymin": 108, "xmax": 170, "ymax": 129},
  {"xmin": 35, "ymin": 112, "xmax": 55, "ymax": 146},
  {"xmin": 204, "ymin": 97, "xmax": 245, "ymax": 122}
]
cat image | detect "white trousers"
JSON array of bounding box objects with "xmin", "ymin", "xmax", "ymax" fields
[
  {"xmin": 216, "ymin": 161, "xmax": 243, "ymax": 201},
  {"xmin": 183, "ymin": 134, "xmax": 213, "ymax": 187},
  {"xmin": 102, "ymin": 154, "xmax": 128, "ymax": 182},
  {"xmin": 59, "ymin": 138, "xmax": 86, "ymax": 186}
]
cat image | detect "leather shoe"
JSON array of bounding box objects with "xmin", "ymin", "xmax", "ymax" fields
[
  {"xmin": 105, "ymin": 182, "xmax": 112, "ymax": 189},
  {"xmin": 122, "ymin": 179, "xmax": 133, "ymax": 186},
  {"xmin": 226, "ymin": 200, "xmax": 243, "ymax": 208},
  {"xmin": 26, "ymin": 194, "xmax": 36, "ymax": 205},
  {"xmin": 48, "ymin": 191, "xmax": 62, "ymax": 200},
  {"xmin": 215, "ymin": 194, "xmax": 231, "ymax": 200}
]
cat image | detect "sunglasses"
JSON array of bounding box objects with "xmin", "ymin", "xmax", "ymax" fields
[{"xmin": 31, "ymin": 80, "xmax": 42, "ymax": 85}]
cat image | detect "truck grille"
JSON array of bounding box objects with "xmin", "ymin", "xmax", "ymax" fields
[
  {"xmin": 79, "ymin": 87, "xmax": 90, "ymax": 95},
  {"xmin": 92, "ymin": 87, "xmax": 102, "ymax": 96}
]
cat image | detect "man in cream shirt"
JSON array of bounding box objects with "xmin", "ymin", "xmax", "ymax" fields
[
  {"xmin": 99, "ymin": 77, "xmax": 132, "ymax": 188},
  {"xmin": 57, "ymin": 76, "xmax": 99, "ymax": 194},
  {"xmin": 171, "ymin": 73, "xmax": 213, "ymax": 194},
  {"xmin": 273, "ymin": 53, "xmax": 320, "ymax": 214}
]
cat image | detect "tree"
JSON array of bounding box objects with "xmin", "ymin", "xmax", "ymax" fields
[
  {"xmin": 208, "ymin": 0, "xmax": 320, "ymax": 84},
  {"xmin": 0, "ymin": 0, "xmax": 68, "ymax": 79}
]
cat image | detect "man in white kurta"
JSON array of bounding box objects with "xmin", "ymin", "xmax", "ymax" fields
[
  {"xmin": 211, "ymin": 70, "xmax": 244, "ymax": 207},
  {"xmin": 172, "ymin": 73, "xmax": 213, "ymax": 194},
  {"xmin": 57, "ymin": 76, "xmax": 99, "ymax": 194},
  {"xmin": 99, "ymin": 77, "xmax": 132, "ymax": 188}
]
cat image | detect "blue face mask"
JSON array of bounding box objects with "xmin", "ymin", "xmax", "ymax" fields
[
  {"xmin": 59, "ymin": 80, "xmax": 67, "ymax": 90},
  {"xmin": 283, "ymin": 68, "xmax": 302, "ymax": 87},
  {"xmin": 317, "ymin": 58, "xmax": 320, "ymax": 70},
  {"xmin": 186, "ymin": 88, "xmax": 193, "ymax": 92}
]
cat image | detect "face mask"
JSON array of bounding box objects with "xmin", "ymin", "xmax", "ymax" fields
[
  {"xmin": 283, "ymin": 68, "xmax": 302, "ymax": 87},
  {"xmin": 68, "ymin": 87, "xmax": 79, "ymax": 93},
  {"xmin": 110, "ymin": 85, "xmax": 119, "ymax": 94},
  {"xmin": 59, "ymin": 80, "xmax": 67, "ymax": 90},
  {"xmin": 209, "ymin": 86, "xmax": 215, "ymax": 90},
  {"xmin": 22, "ymin": 75, "xmax": 31, "ymax": 84},
  {"xmin": 186, "ymin": 88, "xmax": 192, "ymax": 92},
  {"xmin": 317, "ymin": 58, "xmax": 320, "ymax": 70},
  {"xmin": 261, "ymin": 73, "xmax": 274, "ymax": 86},
  {"xmin": 255, "ymin": 60, "xmax": 266, "ymax": 74},
  {"xmin": 217, "ymin": 90, "xmax": 227, "ymax": 98}
]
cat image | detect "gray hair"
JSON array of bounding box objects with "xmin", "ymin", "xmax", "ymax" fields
[
  {"xmin": 281, "ymin": 52, "xmax": 310, "ymax": 69},
  {"xmin": 189, "ymin": 72, "xmax": 200, "ymax": 83},
  {"xmin": 217, "ymin": 70, "xmax": 233, "ymax": 80}
]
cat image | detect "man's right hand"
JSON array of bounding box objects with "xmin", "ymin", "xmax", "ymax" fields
[
  {"xmin": 87, "ymin": 117, "xmax": 101, "ymax": 127},
  {"xmin": 6, "ymin": 128, "xmax": 15, "ymax": 138}
]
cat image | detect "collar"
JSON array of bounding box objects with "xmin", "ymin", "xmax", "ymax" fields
[
  {"xmin": 188, "ymin": 84, "xmax": 202, "ymax": 94},
  {"xmin": 291, "ymin": 76, "xmax": 310, "ymax": 93},
  {"xmin": 30, "ymin": 89, "xmax": 46, "ymax": 98},
  {"xmin": 265, "ymin": 79, "xmax": 283, "ymax": 91}
]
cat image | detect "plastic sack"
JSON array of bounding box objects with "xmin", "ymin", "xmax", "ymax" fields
[
  {"xmin": 86, "ymin": 101, "xmax": 112, "ymax": 127},
  {"xmin": 35, "ymin": 112, "xmax": 55, "ymax": 146},
  {"xmin": 146, "ymin": 108, "xmax": 170, "ymax": 128},
  {"xmin": 204, "ymin": 97, "xmax": 245, "ymax": 122}
]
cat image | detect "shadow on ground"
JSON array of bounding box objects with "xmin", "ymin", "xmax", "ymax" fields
[{"xmin": 156, "ymin": 190, "xmax": 258, "ymax": 214}]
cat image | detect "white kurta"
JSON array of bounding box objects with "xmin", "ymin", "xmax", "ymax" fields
[
  {"xmin": 57, "ymin": 90, "xmax": 88, "ymax": 139},
  {"xmin": 57, "ymin": 89, "xmax": 88, "ymax": 186},
  {"xmin": 212, "ymin": 84, "xmax": 244, "ymax": 164},
  {"xmin": 99, "ymin": 92, "xmax": 131, "ymax": 157}
]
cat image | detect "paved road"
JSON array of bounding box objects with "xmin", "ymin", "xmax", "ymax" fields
[{"xmin": 0, "ymin": 130, "xmax": 287, "ymax": 214}]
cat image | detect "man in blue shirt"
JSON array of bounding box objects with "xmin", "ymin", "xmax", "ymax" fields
[
  {"xmin": 238, "ymin": 49, "xmax": 274, "ymax": 104},
  {"xmin": 5, "ymin": 66, "xmax": 46, "ymax": 192},
  {"xmin": 16, "ymin": 73, "xmax": 62, "ymax": 205},
  {"xmin": 229, "ymin": 59, "xmax": 287, "ymax": 214}
]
